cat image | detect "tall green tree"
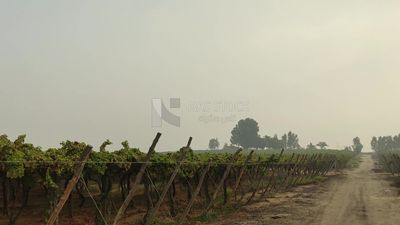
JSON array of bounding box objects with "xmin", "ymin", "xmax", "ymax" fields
[
  {"xmin": 370, "ymin": 135, "xmax": 400, "ymax": 151},
  {"xmin": 352, "ymin": 137, "xmax": 363, "ymax": 154},
  {"xmin": 230, "ymin": 118, "xmax": 261, "ymax": 149},
  {"xmin": 281, "ymin": 134, "xmax": 288, "ymax": 149},
  {"xmin": 316, "ymin": 142, "xmax": 328, "ymax": 150},
  {"xmin": 269, "ymin": 135, "xmax": 281, "ymax": 149},
  {"xmin": 306, "ymin": 142, "xmax": 317, "ymax": 150},
  {"xmin": 208, "ymin": 138, "xmax": 220, "ymax": 150},
  {"xmin": 287, "ymin": 131, "xmax": 301, "ymax": 149},
  {"xmin": 344, "ymin": 146, "xmax": 352, "ymax": 151},
  {"xmin": 371, "ymin": 136, "xmax": 378, "ymax": 151}
]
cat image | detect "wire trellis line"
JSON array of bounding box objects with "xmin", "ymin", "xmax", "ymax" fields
[{"xmin": 0, "ymin": 160, "xmax": 333, "ymax": 166}]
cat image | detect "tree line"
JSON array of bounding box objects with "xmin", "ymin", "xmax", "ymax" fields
[
  {"xmin": 209, "ymin": 118, "xmax": 333, "ymax": 150},
  {"xmin": 371, "ymin": 134, "xmax": 400, "ymax": 151}
]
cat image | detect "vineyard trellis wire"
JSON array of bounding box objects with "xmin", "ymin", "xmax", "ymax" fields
[
  {"xmin": 375, "ymin": 150, "xmax": 400, "ymax": 175},
  {"xmin": 0, "ymin": 133, "xmax": 355, "ymax": 225}
]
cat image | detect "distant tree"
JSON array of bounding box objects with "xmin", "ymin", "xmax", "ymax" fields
[
  {"xmin": 229, "ymin": 119, "xmax": 302, "ymax": 150},
  {"xmin": 344, "ymin": 146, "xmax": 352, "ymax": 151},
  {"xmin": 352, "ymin": 137, "xmax": 363, "ymax": 154},
  {"xmin": 255, "ymin": 136, "xmax": 267, "ymax": 149},
  {"xmin": 371, "ymin": 136, "xmax": 378, "ymax": 151},
  {"xmin": 230, "ymin": 118, "xmax": 261, "ymax": 149},
  {"xmin": 279, "ymin": 132, "xmax": 301, "ymax": 149},
  {"xmin": 394, "ymin": 135, "xmax": 400, "ymax": 148},
  {"xmin": 263, "ymin": 135, "xmax": 282, "ymax": 149},
  {"xmin": 222, "ymin": 143, "xmax": 240, "ymax": 151},
  {"xmin": 208, "ymin": 138, "xmax": 220, "ymax": 150},
  {"xmin": 306, "ymin": 142, "xmax": 317, "ymax": 150},
  {"xmin": 287, "ymin": 131, "xmax": 301, "ymax": 149},
  {"xmin": 316, "ymin": 142, "xmax": 328, "ymax": 150},
  {"xmin": 281, "ymin": 134, "xmax": 288, "ymax": 149},
  {"xmin": 265, "ymin": 134, "xmax": 279, "ymax": 149},
  {"xmin": 375, "ymin": 136, "xmax": 391, "ymax": 151}
]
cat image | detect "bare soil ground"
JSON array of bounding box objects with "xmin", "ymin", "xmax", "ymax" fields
[{"xmin": 210, "ymin": 154, "xmax": 400, "ymax": 225}]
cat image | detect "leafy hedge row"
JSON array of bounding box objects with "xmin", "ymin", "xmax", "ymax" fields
[{"xmin": 0, "ymin": 134, "xmax": 356, "ymax": 225}]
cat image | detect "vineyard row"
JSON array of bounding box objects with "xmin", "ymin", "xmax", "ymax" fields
[{"xmin": 0, "ymin": 133, "xmax": 355, "ymax": 225}]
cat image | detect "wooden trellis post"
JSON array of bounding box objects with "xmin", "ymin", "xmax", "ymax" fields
[
  {"xmin": 258, "ymin": 164, "xmax": 277, "ymax": 200},
  {"xmin": 177, "ymin": 161, "xmax": 212, "ymax": 225},
  {"xmin": 238, "ymin": 157, "xmax": 268, "ymax": 202},
  {"xmin": 258, "ymin": 149, "xmax": 286, "ymax": 198},
  {"xmin": 286, "ymin": 154, "xmax": 307, "ymax": 188},
  {"xmin": 233, "ymin": 150, "xmax": 254, "ymax": 201},
  {"xmin": 281, "ymin": 154, "xmax": 302, "ymax": 189},
  {"xmin": 202, "ymin": 148, "xmax": 242, "ymax": 216},
  {"xmin": 296, "ymin": 154, "xmax": 315, "ymax": 185},
  {"xmin": 143, "ymin": 137, "xmax": 192, "ymax": 225},
  {"xmin": 246, "ymin": 159, "xmax": 273, "ymax": 204},
  {"xmin": 46, "ymin": 145, "xmax": 93, "ymax": 225},
  {"xmin": 113, "ymin": 132, "xmax": 161, "ymax": 225}
]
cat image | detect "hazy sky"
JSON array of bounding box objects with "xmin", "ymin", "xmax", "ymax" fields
[{"xmin": 1, "ymin": 0, "xmax": 400, "ymax": 151}]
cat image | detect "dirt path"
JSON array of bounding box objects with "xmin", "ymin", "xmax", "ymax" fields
[{"xmin": 211, "ymin": 154, "xmax": 400, "ymax": 225}]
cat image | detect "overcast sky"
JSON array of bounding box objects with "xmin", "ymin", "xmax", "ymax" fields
[{"xmin": 1, "ymin": 0, "xmax": 400, "ymax": 151}]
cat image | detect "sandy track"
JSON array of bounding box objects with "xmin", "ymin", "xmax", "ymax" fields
[{"xmin": 211, "ymin": 154, "xmax": 400, "ymax": 225}]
